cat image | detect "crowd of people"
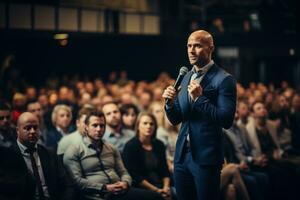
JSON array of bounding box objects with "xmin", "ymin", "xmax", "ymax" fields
[{"xmin": 1, "ymin": 71, "xmax": 300, "ymax": 200}]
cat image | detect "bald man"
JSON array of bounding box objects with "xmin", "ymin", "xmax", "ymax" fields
[
  {"xmin": 163, "ymin": 30, "xmax": 237, "ymax": 200},
  {"xmin": 15, "ymin": 112, "xmax": 75, "ymax": 200}
]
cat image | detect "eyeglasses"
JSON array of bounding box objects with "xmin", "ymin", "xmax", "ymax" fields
[{"xmin": 0, "ymin": 115, "xmax": 10, "ymax": 120}]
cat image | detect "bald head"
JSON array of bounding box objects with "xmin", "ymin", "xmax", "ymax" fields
[
  {"xmin": 189, "ymin": 30, "xmax": 214, "ymax": 47},
  {"xmin": 17, "ymin": 112, "xmax": 39, "ymax": 127},
  {"xmin": 17, "ymin": 112, "xmax": 40, "ymax": 147},
  {"xmin": 187, "ymin": 30, "xmax": 215, "ymax": 68}
]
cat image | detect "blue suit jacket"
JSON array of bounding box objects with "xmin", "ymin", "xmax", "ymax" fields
[{"xmin": 165, "ymin": 64, "xmax": 236, "ymax": 166}]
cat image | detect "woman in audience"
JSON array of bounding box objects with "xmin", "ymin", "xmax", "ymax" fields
[
  {"xmin": 123, "ymin": 112, "xmax": 173, "ymax": 200},
  {"xmin": 45, "ymin": 104, "xmax": 73, "ymax": 149},
  {"xmin": 120, "ymin": 103, "xmax": 139, "ymax": 130}
]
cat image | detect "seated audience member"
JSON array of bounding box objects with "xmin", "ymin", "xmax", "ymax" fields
[
  {"xmin": 120, "ymin": 103, "xmax": 139, "ymax": 131},
  {"xmin": 46, "ymin": 104, "xmax": 73, "ymax": 149},
  {"xmin": 221, "ymin": 163, "xmax": 250, "ymax": 200},
  {"xmin": 236, "ymin": 100, "xmax": 254, "ymax": 128},
  {"xmin": 222, "ymin": 125, "xmax": 268, "ymax": 200},
  {"xmin": 149, "ymin": 101, "xmax": 169, "ymax": 145},
  {"xmin": 57, "ymin": 106, "xmax": 95, "ymax": 157},
  {"xmin": 15, "ymin": 112, "xmax": 75, "ymax": 200},
  {"xmin": 0, "ymin": 101, "xmax": 16, "ymax": 147},
  {"xmin": 123, "ymin": 112, "xmax": 173, "ymax": 200},
  {"xmin": 102, "ymin": 102, "xmax": 135, "ymax": 153},
  {"xmin": 269, "ymin": 94, "xmax": 293, "ymax": 152},
  {"xmin": 26, "ymin": 99, "xmax": 47, "ymax": 144},
  {"xmin": 63, "ymin": 111, "xmax": 163, "ymax": 200},
  {"xmin": 0, "ymin": 146, "xmax": 35, "ymax": 200},
  {"xmin": 246, "ymin": 101, "xmax": 299, "ymax": 200},
  {"xmin": 138, "ymin": 91, "xmax": 153, "ymax": 112}
]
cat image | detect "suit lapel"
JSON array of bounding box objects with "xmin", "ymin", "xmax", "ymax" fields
[
  {"xmin": 179, "ymin": 71, "xmax": 192, "ymax": 117},
  {"xmin": 37, "ymin": 145, "xmax": 51, "ymax": 186},
  {"xmin": 201, "ymin": 64, "xmax": 218, "ymax": 90},
  {"xmin": 11, "ymin": 143, "xmax": 31, "ymax": 173}
]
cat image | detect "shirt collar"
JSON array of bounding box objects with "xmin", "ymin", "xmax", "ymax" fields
[
  {"xmin": 17, "ymin": 139, "xmax": 37, "ymax": 155},
  {"xmin": 192, "ymin": 60, "xmax": 214, "ymax": 74},
  {"xmin": 56, "ymin": 126, "xmax": 68, "ymax": 135}
]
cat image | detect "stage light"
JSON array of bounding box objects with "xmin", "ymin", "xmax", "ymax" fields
[{"xmin": 54, "ymin": 33, "xmax": 69, "ymax": 40}]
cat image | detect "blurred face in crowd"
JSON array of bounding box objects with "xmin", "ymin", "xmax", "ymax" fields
[
  {"xmin": 55, "ymin": 108, "xmax": 71, "ymax": 130},
  {"xmin": 252, "ymin": 102, "xmax": 268, "ymax": 119},
  {"xmin": 80, "ymin": 93, "xmax": 91, "ymax": 105},
  {"xmin": 120, "ymin": 93, "xmax": 133, "ymax": 104},
  {"xmin": 26, "ymin": 87, "xmax": 37, "ymax": 100},
  {"xmin": 139, "ymin": 92, "xmax": 152, "ymax": 110},
  {"xmin": 187, "ymin": 30, "xmax": 214, "ymax": 68},
  {"xmin": 0, "ymin": 110, "xmax": 11, "ymax": 130},
  {"xmin": 86, "ymin": 116, "xmax": 106, "ymax": 142},
  {"xmin": 59, "ymin": 87, "xmax": 69, "ymax": 101},
  {"xmin": 138, "ymin": 115, "xmax": 155, "ymax": 140},
  {"xmin": 49, "ymin": 93, "xmax": 58, "ymax": 105},
  {"xmin": 279, "ymin": 95, "xmax": 289, "ymax": 109},
  {"xmin": 27, "ymin": 102, "xmax": 43, "ymax": 121},
  {"xmin": 292, "ymin": 95, "xmax": 300, "ymax": 111},
  {"xmin": 238, "ymin": 102, "xmax": 249, "ymax": 119},
  {"xmin": 122, "ymin": 108, "xmax": 137, "ymax": 128},
  {"xmin": 38, "ymin": 94, "xmax": 49, "ymax": 108},
  {"xmin": 102, "ymin": 103, "xmax": 121, "ymax": 129},
  {"xmin": 153, "ymin": 87, "xmax": 163, "ymax": 101},
  {"xmin": 17, "ymin": 112, "xmax": 40, "ymax": 147},
  {"xmin": 150, "ymin": 103, "xmax": 164, "ymax": 126},
  {"xmin": 85, "ymin": 82, "xmax": 94, "ymax": 94}
]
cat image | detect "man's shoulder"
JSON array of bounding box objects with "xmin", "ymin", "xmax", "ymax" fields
[
  {"xmin": 122, "ymin": 128, "xmax": 135, "ymax": 137},
  {"xmin": 213, "ymin": 64, "xmax": 234, "ymax": 82},
  {"xmin": 59, "ymin": 131, "xmax": 81, "ymax": 144},
  {"xmin": 103, "ymin": 140, "xmax": 119, "ymax": 152}
]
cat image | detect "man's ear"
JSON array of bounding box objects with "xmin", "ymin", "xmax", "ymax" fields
[
  {"xmin": 16, "ymin": 127, "xmax": 20, "ymax": 136},
  {"xmin": 84, "ymin": 124, "xmax": 88, "ymax": 134},
  {"xmin": 210, "ymin": 45, "xmax": 215, "ymax": 53}
]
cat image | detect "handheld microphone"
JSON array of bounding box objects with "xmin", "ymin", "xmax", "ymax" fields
[{"xmin": 166, "ymin": 66, "xmax": 189, "ymax": 105}]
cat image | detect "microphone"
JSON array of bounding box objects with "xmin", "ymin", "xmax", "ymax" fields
[{"xmin": 166, "ymin": 66, "xmax": 189, "ymax": 105}]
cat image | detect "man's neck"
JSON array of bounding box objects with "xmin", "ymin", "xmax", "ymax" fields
[
  {"xmin": 108, "ymin": 124, "xmax": 121, "ymax": 134},
  {"xmin": 255, "ymin": 117, "xmax": 267, "ymax": 129},
  {"xmin": 193, "ymin": 59, "xmax": 213, "ymax": 71}
]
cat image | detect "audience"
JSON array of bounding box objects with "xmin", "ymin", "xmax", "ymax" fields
[
  {"xmin": 1, "ymin": 70, "xmax": 300, "ymax": 200},
  {"xmin": 63, "ymin": 111, "xmax": 163, "ymax": 200}
]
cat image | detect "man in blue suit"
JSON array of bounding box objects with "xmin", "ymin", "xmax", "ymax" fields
[{"xmin": 162, "ymin": 30, "xmax": 236, "ymax": 200}]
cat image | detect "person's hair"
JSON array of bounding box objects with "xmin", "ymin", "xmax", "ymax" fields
[
  {"xmin": 77, "ymin": 106, "xmax": 95, "ymax": 120},
  {"xmin": 84, "ymin": 110, "xmax": 105, "ymax": 125},
  {"xmin": 120, "ymin": 103, "xmax": 139, "ymax": 116},
  {"xmin": 51, "ymin": 104, "xmax": 72, "ymax": 126},
  {"xmin": 0, "ymin": 100, "xmax": 11, "ymax": 111},
  {"xmin": 25, "ymin": 98, "xmax": 39, "ymax": 110},
  {"xmin": 101, "ymin": 101, "xmax": 119, "ymax": 110},
  {"xmin": 135, "ymin": 112, "xmax": 157, "ymax": 140}
]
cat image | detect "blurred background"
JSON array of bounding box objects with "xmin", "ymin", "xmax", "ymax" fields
[{"xmin": 0, "ymin": 0, "xmax": 299, "ymax": 98}]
